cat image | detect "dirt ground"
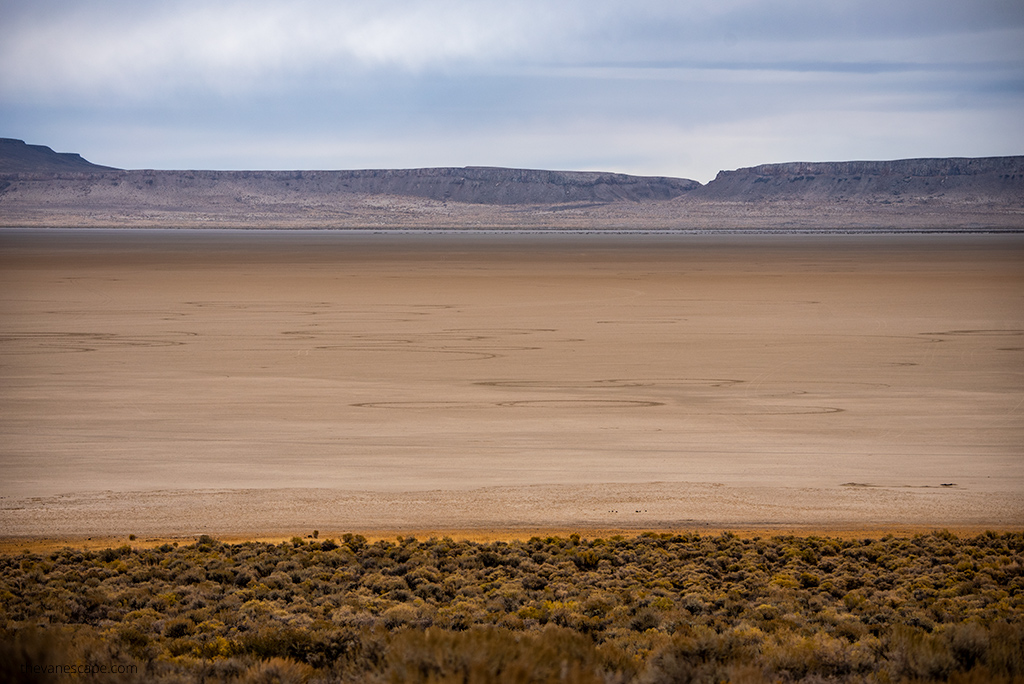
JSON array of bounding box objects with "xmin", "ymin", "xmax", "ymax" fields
[{"xmin": 1, "ymin": 230, "xmax": 1021, "ymax": 543}]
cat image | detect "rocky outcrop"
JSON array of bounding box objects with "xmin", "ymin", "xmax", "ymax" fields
[
  {"xmin": 1, "ymin": 139, "xmax": 1022, "ymax": 229},
  {"xmin": 0, "ymin": 138, "xmax": 700, "ymax": 204},
  {"xmin": 0, "ymin": 167, "xmax": 700, "ymax": 207},
  {"xmin": 0, "ymin": 138, "xmax": 119, "ymax": 173},
  {"xmin": 695, "ymin": 156, "xmax": 1024, "ymax": 202},
  {"xmin": 287, "ymin": 167, "xmax": 702, "ymax": 203},
  {"xmin": 3, "ymin": 138, "xmax": 1021, "ymax": 205}
]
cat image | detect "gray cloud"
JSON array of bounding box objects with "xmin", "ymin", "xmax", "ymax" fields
[{"xmin": 1, "ymin": 0, "xmax": 1021, "ymax": 181}]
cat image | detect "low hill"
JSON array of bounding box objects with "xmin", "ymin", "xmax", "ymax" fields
[
  {"xmin": 1, "ymin": 138, "xmax": 1021, "ymax": 229},
  {"xmin": 0, "ymin": 137, "xmax": 119, "ymax": 173},
  {"xmin": 695, "ymin": 157, "xmax": 1024, "ymax": 203},
  {"xmin": 295, "ymin": 166, "xmax": 701, "ymax": 204},
  {"xmin": 45, "ymin": 166, "xmax": 695, "ymax": 205}
]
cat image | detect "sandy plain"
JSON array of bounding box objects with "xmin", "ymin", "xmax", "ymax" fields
[{"xmin": 0, "ymin": 229, "xmax": 1022, "ymax": 544}]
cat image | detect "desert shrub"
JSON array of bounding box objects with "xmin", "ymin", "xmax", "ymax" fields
[
  {"xmin": 162, "ymin": 617, "xmax": 193, "ymax": 639},
  {"xmin": 984, "ymin": 620, "xmax": 1024, "ymax": 676},
  {"xmin": 884, "ymin": 623, "xmax": 959, "ymax": 680},
  {"xmin": 236, "ymin": 656, "xmax": 315, "ymax": 684},
  {"xmin": 629, "ymin": 607, "xmax": 662, "ymax": 632},
  {"xmin": 380, "ymin": 625, "xmax": 636, "ymax": 684},
  {"xmin": 1, "ymin": 531, "xmax": 1022, "ymax": 682},
  {"xmin": 0, "ymin": 625, "xmax": 141, "ymax": 683}
]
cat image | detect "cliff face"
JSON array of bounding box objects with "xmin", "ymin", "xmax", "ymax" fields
[
  {"xmin": 1, "ymin": 138, "xmax": 1022, "ymax": 229},
  {"xmin": 208, "ymin": 166, "xmax": 703, "ymax": 204},
  {"xmin": 2, "ymin": 138, "xmax": 1021, "ymax": 205},
  {"xmin": 0, "ymin": 137, "xmax": 700, "ymax": 204},
  {"xmin": 0, "ymin": 138, "xmax": 119, "ymax": 173},
  {"xmin": 695, "ymin": 157, "xmax": 1024, "ymax": 202},
  {"xmin": 0, "ymin": 167, "xmax": 700, "ymax": 206}
]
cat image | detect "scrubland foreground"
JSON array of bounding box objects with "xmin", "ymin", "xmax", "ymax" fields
[{"xmin": 1, "ymin": 531, "xmax": 1022, "ymax": 683}]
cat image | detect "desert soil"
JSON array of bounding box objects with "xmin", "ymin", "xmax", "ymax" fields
[{"xmin": 1, "ymin": 229, "xmax": 1021, "ymax": 542}]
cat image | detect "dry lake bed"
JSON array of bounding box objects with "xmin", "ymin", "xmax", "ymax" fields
[{"xmin": 0, "ymin": 229, "xmax": 1022, "ymax": 540}]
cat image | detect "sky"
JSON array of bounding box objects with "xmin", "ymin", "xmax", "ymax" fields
[{"xmin": 1, "ymin": 0, "xmax": 1022, "ymax": 182}]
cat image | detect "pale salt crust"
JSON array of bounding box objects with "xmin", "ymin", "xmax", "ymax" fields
[{"xmin": 1, "ymin": 231, "xmax": 1022, "ymax": 539}]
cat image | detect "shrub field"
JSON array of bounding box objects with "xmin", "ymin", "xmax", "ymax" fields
[{"xmin": 2, "ymin": 531, "xmax": 1023, "ymax": 683}]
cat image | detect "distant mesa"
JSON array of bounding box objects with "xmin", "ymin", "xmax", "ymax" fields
[
  {"xmin": 698, "ymin": 156, "xmax": 1024, "ymax": 202},
  {"xmin": 1, "ymin": 136, "xmax": 1022, "ymax": 205},
  {"xmin": 0, "ymin": 137, "xmax": 120, "ymax": 173},
  {"xmin": 0, "ymin": 138, "xmax": 697, "ymax": 204},
  {"xmin": 272, "ymin": 166, "xmax": 703, "ymax": 204},
  {"xmin": 1, "ymin": 137, "xmax": 1022, "ymax": 229}
]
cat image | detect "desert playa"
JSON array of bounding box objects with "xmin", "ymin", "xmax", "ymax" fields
[{"xmin": 0, "ymin": 229, "xmax": 1022, "ymax": 542}]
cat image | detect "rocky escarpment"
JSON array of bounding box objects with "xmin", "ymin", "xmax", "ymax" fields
[
  {"xmin": 2, "ymin": 137, "xmax": 1021, "ymax": 205},
  {"xmin": 0, "ymin": 167, "xmax": 700, "ymax": 211},
  {"xmin": 0, "ymin": 137, "xmax": 700, "ymax": 205},
  {"xmin": 1, "ymin": 138, "xmax": 1022, "ymax": 229},
  {"xmin": 695, "ymin": 156, "xmax": 1024, "ymax": 202},
  {"xmin": 294, "ymin": 166, "xmax": 701, "ymax": 203},
  {"xmin": 0, "ymin": 138, "xmax": 119, "ymax": 173}
]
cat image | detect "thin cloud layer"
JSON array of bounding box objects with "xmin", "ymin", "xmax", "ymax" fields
[
  {"xmin": 1, "ymin": 0, "xmax": 1022, "ymax": 180},
  {"xmin": 1, "ymin": 1, "xmax": 541, "ymax": 97}
]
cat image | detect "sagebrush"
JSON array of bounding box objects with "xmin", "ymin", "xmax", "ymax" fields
[{"xmin": 1, "ymin": 531, "xmax": 1022, "ymax": 682}]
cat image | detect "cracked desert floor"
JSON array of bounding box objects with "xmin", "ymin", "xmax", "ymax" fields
[{"xmin": 1, "ymin": 229, "xmax": 1022, "ymax": 540}]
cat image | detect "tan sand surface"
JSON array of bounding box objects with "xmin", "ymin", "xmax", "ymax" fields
[{"xmin": 1, "ymin": 230, "xmax": 1022, "ymax": 538}]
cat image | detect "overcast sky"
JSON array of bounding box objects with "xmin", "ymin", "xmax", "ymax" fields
[{"xmin": 1, "ymin": 0, "xmax": 1022, "ymax": 182}]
